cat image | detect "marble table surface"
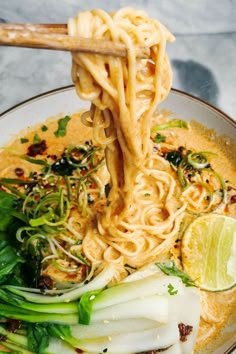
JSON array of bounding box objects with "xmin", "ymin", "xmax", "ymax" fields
[{"xmin": 0, "ymin": 0, "xmax": 235, "ymax": 119}]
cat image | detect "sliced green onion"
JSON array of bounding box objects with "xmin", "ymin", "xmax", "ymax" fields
[
  {"xmin": 177, "ymin": 159, "xmax": 189, "ymax": 188},
  {"xmin": 74, "ymin": 252, "xmax": 89, "ymax": 266},
  {"xmin": 152, "ymin": 119, "xmax": 188, "ymax": 132},
  {"xmin": 0, "ymin": 180, "xmax": 27, "ymax": 199},
  {"xmin": 52, "ymin": 260, "xmax": 78, "ymax": 274},
  {"xmin": 0, "ymin": 178, "xmax": 36, "ymax": 185},
  {"xmin": 202, "ymin": 168, "xmax": 227, "ymax": 207},
  {"xmin": 29, "ymin": 191, "xmax": 71, "ymax": 227},
  {"xmin": 187, "ymin": 152, "xmax": 209, "ymax": 169}
]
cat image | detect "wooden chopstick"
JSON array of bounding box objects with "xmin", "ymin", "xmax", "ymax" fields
[
  {"xmin": 0, "ymin": 23, "xmax": 68, "ymax": 34},
  {"xmin": 0, "ymin": 23, "xmax": 150, "ymax": 58}
]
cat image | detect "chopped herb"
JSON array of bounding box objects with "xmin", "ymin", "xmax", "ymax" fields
[
  {"xmin": 33, "ymin": 134, "xmax": 41, "ymax": 144},
  {"xmin": 152, "ymin": 119, "xmax": 188, "ymax": 132},
  {"xmin": 54, "ymin": 116, "xmax": 71, "ymax": 137},
  {"xmin": 156, "ymin": 261, "xmax": 197, "ymax": 287},
  {"xmin": 41, "ymin": 125, "xmax": 48, "ymax": 132},
  {"xmin": 168, "ymin": 283, "xmax": 178, "ymax": 295},
  {"xmin": 154, "ymin": 133, "xmax": 166, "ymax": 143},
  {"xmin": 20, "ymin": 138, "xmax": 29, "ymax": 144},
  {"xmin": 144, "ymin": 193, "xmax": 151, "ymax": 197}
]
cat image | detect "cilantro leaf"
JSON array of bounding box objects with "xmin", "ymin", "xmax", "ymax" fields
[
  {"xmin": 156, "ymin": 261, "xmax": 197, "ymax": 287},
  {"xmin": 168, "ymin": 283, "xmax": 178, "ymax": 295},
  {"xmin": 155, "ymin": 133, "xmax": 166, "ymax": 143},
  {"xmin": 54, "ymin": 116, "xmax": 71, "ymax": 137},
  {"xmin": 20, "ymin": 138, "xmax": 29, "ymax": 144},
  {"xmin": 33, "ymin": 134, "xmax": 41, "ymax": 144},
  {"xmin": 41, "ymin": 125, "xmax": 48, "ymax": 132}
]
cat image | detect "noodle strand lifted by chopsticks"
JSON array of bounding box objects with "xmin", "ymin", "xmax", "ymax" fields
[{"xmin": 68, "ymin": 8, "xmax": 184, "ymax": 278}]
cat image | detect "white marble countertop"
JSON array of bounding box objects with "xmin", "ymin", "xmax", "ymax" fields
[{"xmin": 0, "ymin": 0, "xmax": 235, "ymax": 118}]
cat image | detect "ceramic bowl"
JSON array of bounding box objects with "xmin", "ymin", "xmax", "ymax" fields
[{"xmin": 0, "ymin": 86, "xmax": 235, "ymax": 354}]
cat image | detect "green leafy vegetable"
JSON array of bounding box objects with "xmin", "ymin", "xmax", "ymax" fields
[
  {"xmin": 33, "ymin": 134, "xmax": 41, "ymax": 144},
  {"xmin": 0, "ymin": 241, "xmax": 24, "ymax": 285},
  {"xmin": 27, "ymin": 323, "xmax": 49, "ymax": 354},
  {"xmin": 54, "ymin": 116, "xmax": 71, "ymax": 137},
  {"xmin": 46, "ymin": 323, "xmax": 72, "ymax": 342},
  {"xmin": 0, "ymin": 264, "xmax": 199, "ymax": 354},
  {"xmin": 156, "ymin": 261, "xmax": 197, "ymax": 287},
  {"xmin": 0, "ymin": 190, "xmax": 18, "ymax": 231},
  {"xmin": 0, "ymin": 288, "xmax": 77, "ymax": 314},
  {"xmin": 78, "ymin": 290, "xmax": 101, "ymax": 325}
]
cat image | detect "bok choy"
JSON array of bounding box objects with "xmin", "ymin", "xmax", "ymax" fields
[{"xmin": 0, "ymin": 263, "xmax": 200, "ymax": 354}]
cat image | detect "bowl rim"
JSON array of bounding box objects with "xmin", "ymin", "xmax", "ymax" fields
[{"xmin": 0, "ymin": 86, "xmax": 235, "ymax": 128}]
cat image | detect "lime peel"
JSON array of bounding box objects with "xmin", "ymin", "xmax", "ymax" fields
[
  {"xmin": 227, "ymin": 231, "xmax": 236, "ymax": 279},
  {"xmin": 182, "ymin": 214, "xmax": 236, "ymax": 292}
]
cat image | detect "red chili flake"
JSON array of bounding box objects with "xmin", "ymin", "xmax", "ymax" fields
[
  {"xmin": 230, "ymin": 195, "xmax": 236, "ymax": 204},
  {"xmin": 178, "ymin": 323, "xmax": 193, "ymax": 342},
  {"xmin": 80, "ymin": 264, "xmax": 87, "ymax": 277},
  {"xmin": 27, "ymin": 140, "xmax": 47, "ymax": 157},
  {"xmin": 14, "ymin": 167, "xmax": 24, "ymax": 177}
]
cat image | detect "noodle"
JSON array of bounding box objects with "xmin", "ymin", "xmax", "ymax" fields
[{"xmin": 68, "ymin": 8, "xmax": 181, "ymax": 271}]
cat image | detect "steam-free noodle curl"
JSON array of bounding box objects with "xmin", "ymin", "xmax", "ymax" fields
[{"xmin": 68, "ymin": 8, "xmax": 184, "ymax": 272}]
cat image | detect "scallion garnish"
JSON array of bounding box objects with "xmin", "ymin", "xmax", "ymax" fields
[{"xmin": 152, "ymin": 119, "xmax": 188, "ymax": 132}]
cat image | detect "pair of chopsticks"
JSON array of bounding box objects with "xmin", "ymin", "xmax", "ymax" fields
[{"xmin": 0, "ymin": 23, "xmax": 149, "ymax": 58}]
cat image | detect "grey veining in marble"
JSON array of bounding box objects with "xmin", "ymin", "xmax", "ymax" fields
[{"xmin": 0, "ymin": 0, "xmax": 235, "ymax": 118}]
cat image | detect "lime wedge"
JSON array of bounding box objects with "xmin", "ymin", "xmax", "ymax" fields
[{"xmin": 182, "ymin": 213, "xmax": 236, "ymax": 291}]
